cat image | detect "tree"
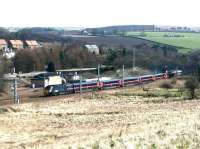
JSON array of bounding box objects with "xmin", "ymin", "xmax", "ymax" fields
[
  {"xmin": 46, "ymin": 62, "xmax": 56, "ymax": 72},
  {"xmin": 0, "ymin": 61, "xmax": 4, "ymax": 92},
  {"xmin": 0, "ymin": 57, "xmax": 11, "ymax": 92},
  {"xmin": 185, "ymin": 77, "xmax": 199, "ymax": 99},
  {"xmin": 13, "ymin": 50, "xmax": 35, "ymax": 73}
]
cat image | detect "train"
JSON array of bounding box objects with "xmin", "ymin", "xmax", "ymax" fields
[{"xmin": 43, "ymin": 70, "xmax": 181, "ymax": 96}]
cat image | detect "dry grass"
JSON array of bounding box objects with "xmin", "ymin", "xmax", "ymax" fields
[{"xmin": 0, "ymin": 80, "xmax": 200, "ymax": 148}]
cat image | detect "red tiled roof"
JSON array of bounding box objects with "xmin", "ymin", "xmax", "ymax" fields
[
  {"xmin": 25, "ymin": 40, "xmax": 39, "ymax": 46},
  {"xmin": 0, "ymin": 39, "xmax": 7, "ymax": 45},
  {"xmin": 10, "ymin": 40, "xmax": 23, "ymax": 46}
]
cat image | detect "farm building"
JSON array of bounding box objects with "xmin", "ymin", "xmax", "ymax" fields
[
  {"xmin": 9, "ymin": 40, "xmax": 23, "ymax": 49},
  {"xmin": 84, "ymin": 45, "xmax": 99, "ymax": 55},
  {"xmin": 24, "ymin": 40, "xmax": 39, "ymax": 49},
  {"xmin": 0, "ymin": 39, "xmax": 8, "ymax": 51}
]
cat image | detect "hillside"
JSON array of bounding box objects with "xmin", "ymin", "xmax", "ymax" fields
[
  {"xmin": 126, "ymin": 32, "xmax": 200, "ymax": 53},
  {"xmin": 86, "ymin": 25, "xmax": 155, "ymax": 34},
  {"xmin": 68, "ymin": 35, "xmax": 177, "ymax": 50},
  {"xmin": 66, "ymin": 35, "xmax": 182, "ymax": 70},
  {"xmin": 1, "ymin": 79, "xmax": 200, "ymax": 148}
]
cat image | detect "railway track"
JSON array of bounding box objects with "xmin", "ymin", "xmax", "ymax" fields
[
  {"xmin": 0, "ymin": 81, "xmax": 151, "ymax": 106},
  {"xmin": 0, "ymin": 92, "xmax": 85, "ymax": 106},
  {"xmin": 0, "ymin": 70, "xmax": 182, "ymax": 106}
]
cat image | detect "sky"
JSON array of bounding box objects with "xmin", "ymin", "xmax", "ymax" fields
[{"xmin": 1, "ymin": 0, "xmax": 200, "ymax": 27}]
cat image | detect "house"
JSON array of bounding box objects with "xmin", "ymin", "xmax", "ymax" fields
[
  {"xmin": 3, "ymin": 50, "xmax": 15, "ymax": 59},
  {"xmin": 24, "ymin": 40, "xmax": 39, "ymax": 49},
  {"xmin": 9, "ymin": 40, "xmax": 23, "ymax": 49},
  {"xmin": 0, "ymin": 39, "xmax": 15, "ymax": 59},
  {"xmin": 84, "ymin": 45, "xmax": 99, "ymax": 55},
  {"xmin": 0, "ymin": 39, "xmax": 8, "ymax": 51}
]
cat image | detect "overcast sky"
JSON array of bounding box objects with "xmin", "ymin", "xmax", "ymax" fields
[{"xmin": 1, "ymin": 0, "xmax": 200, "ymax": 27}]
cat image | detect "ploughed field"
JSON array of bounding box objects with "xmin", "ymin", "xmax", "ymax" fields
[{"xmin": 0, "ymin": 80, "xmax": 200, "ymax": 148}]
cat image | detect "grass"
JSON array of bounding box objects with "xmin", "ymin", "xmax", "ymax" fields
[{"xmin": 126, "ymin": 31, "xmax": 200, "ymax": 53}]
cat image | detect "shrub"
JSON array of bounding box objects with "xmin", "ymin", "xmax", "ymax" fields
[
  {"xmin": 160, "ymin": 82, "xmax": 173, "ymax": 90},
  {"xmin": 185, "ymin": 77, "xmax": 199, "ymax": 99},
  {"xmin": 0, "ymin": 107, "xmax": 8, "ymax": 114},
  {"xmin": 178, "ymin": 87, "xmax": 185, "ymax": 96},
  {"xmin": 143, "ymin": 87, "xmax": 150, "ymax": 96},
  {"xmin": 163, "ymin": 93, "xmax": 171, "ymax": 98},
  {"xmin": 171, "ymin": 78, "xmax": 177, "ymax": 85}
]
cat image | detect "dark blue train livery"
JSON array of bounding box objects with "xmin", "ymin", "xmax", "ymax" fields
[{"xmin": 43, "ymin": 71, "xmax": 180, "ymax": 96}]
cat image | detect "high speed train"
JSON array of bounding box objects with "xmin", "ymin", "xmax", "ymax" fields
[{"xmin": 43, "ymin": 70, "xmax": 181, "ymax": 96}]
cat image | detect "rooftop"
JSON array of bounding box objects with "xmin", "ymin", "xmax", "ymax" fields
[
  {"xmin": 85, "ymin": 45, "xmax": 99, "ymax": 49},
  {"xmin": 0, "ymin": 39, "xmax": 7, "ymax": 45},
  {"xmin": 25, "ymin": 40, "xmax": 39, "ymax": 46},
  {"xmin": 10, "ymin": 40, "xmax": 23, "ymax": 45}
]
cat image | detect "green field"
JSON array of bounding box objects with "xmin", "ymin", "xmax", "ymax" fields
[{"xmin": 126, "ymin": 32, "xmax": 200, "ymax": 53}]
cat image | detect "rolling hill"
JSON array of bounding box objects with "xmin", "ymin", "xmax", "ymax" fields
[{"xmin": 126, "ymin": 32, "xmax": 200, "ymax": 53}]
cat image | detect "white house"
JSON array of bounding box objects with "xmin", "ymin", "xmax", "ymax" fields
[{"xmin": 85, "ymin": 45, "xmax": 99, "ymax": 55}]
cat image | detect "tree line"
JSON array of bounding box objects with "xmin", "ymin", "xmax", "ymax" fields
[
  {"xmin": 9, "ymin": 43, "xmax": 200, "ymax": 74},
  {"xmin": 13, "ymin": 44, "xmax": 101, "ymax": 73}
]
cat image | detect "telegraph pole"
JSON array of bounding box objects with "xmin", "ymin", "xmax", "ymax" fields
[
  {"xmin": 13, "ymin": 78, "xmax": 19, "ymax": 103},
  {"xmin": 133, "ymin": 48, "xmax": 136, "ymax": 72},
  {"xmin": 13, "ymin": 67, "xmax": 19, "ymax": 103},
  {"xmin": 97, "ymin": 65, "xmax": 100, "ymax": 82},
  {"xmin": 80, "ymin": 75, "xmax": 82, "ymax": 94},
  {"xmin": 122, "ymin": 65, "xmax": 125, "ymax": 100},
  {"xmin": 122, "ymin": 65, "xmax": 125, "ymax": 87}
]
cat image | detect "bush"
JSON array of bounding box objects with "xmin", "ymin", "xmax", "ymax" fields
[
  {"xmin": 171, "ymin": 78, "xmax": 177, "ymax": 85},
  {"xmin": 163, "ymin": 93, "xmax": 171, "ymax": 98},
  {"xmin": 185, "ymin": 77, "xmax": 199, "ymax": 99},
  {"xmin": 0, "ymin": 107, "xmax": 8, "ymax": 114},
  {"xmin": 178, "ymin": 87, "xmax": 185, "ymax": 96},
  {"xmin": 160, "ymin": 82, "xmax": 173, "ymax": 90}
]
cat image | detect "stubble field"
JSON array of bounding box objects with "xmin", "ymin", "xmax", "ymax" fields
[{"xmin": 0, "ymin": 81, "xmax": 200, "ymax": 149}]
